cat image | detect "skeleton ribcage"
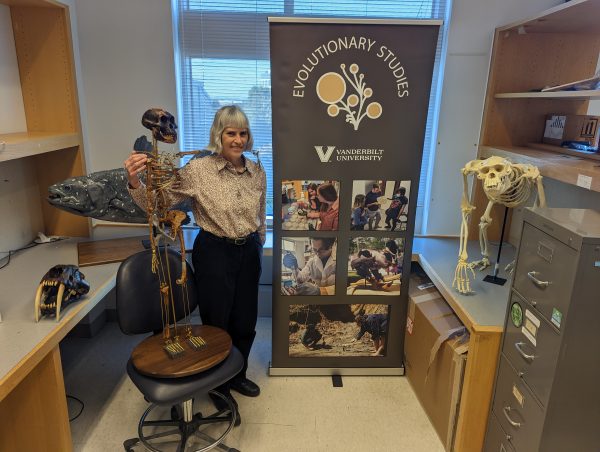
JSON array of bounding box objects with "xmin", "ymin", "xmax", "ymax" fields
[
  {"xmin": 487, "ymin": 170, "xmax": 534, "ymax": 208},
  {"xmin": 146, "ymin": 153, "xmax": 178, "ymax": 215}
]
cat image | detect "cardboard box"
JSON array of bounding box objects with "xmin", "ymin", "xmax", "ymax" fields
[{"xmin": 405, "ymin": 265, "xmax": 468, "ymax": 451}]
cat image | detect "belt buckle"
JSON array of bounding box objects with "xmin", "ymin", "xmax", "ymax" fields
[{"xmin": 234, "ymin": 237, "xmax": 247, "ymax": 245}]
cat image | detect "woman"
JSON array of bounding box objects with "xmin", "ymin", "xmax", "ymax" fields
[
  {"xmin": 124, "ymin": 105, "xmax": 266, "ymax": 425},
  {"xmin": 351, "ymin": 194, "xmax": 367, "ymax": 230},
  {"xmin": 307, "ymin": 183, "xmax": 321, "ymax": 212},
  {"xmin": 306, "ymin": 183, "xmax": 321, "ymax": 230},
  {"xmin": 307, "ymin": 182, "xmax": 338, "ymax": 230}
]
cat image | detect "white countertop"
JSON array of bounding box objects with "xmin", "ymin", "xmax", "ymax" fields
[
  {"xmin": 0, "ymin": 235, "xmax": 513, "ymax": 392},
  {"xmin": 0, "ymin": 239, "xmax": 119, "ymax": 392},
  {"xmin": 413, "ymin": 237, "xmax": 515, "ymax": 331}
]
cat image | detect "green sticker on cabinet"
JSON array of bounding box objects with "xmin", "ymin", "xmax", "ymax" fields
[
  {"xmin": 511, "ymin": 302, "xmax": 523, "ymax": 328},
  {"xmin": 551, "ymin": 308, "xmax": 563, "ymax": 329}
]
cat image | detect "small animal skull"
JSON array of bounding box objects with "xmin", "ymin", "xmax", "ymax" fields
[
  {"xmin": 35, "ymin": 265, "xmax": 90, "ymax": 322},
  {"xmin": 141, "ymin": 108, "xmax": 178, "ymax": 144},
  {"xmin": 475, "ymin": 156, "xmax": 512, "ymax": 196}
]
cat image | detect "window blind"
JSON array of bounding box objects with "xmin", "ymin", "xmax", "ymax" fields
[{"xmin": 172, "ymin": 0, "xmax": 451, "ymax": 223}]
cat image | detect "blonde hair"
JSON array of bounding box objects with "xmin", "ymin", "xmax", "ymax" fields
[{"xmin": 206, "ymin": 105, "xmax": 253, "ymax": 153}]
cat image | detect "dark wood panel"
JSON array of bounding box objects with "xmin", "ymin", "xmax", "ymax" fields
[
  {"xmin": 77, "ymin": 230, "xmax": 199, "ymax": 267},
  {"xmin": 77, "ymin": 236, "xmax": 147, "ymax": 267}
]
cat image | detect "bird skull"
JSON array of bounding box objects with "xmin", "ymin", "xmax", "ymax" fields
[
  {"xmin": 476, "ymin": 157, "xmax": 512, "ymax": 196},
  {"xmin": 141, "ymin": 108, "xmax": 178, "ymax": 144}
]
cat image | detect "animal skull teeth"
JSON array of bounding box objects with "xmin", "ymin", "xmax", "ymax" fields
[{"xmin": 35, "ymin": 265, "xmax": 89, "ymax": 322}]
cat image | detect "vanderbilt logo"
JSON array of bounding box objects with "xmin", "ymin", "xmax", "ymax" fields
[
  {"xmin": 314, "ymin": 145, "xmax": 385, "ymax": 162},
  {"xmin": 316, "ymin": 63, "xmax": 382, "ymax": 131},
  {"xmin": 314, "ymin": 145, "xmax": 335, "ymax": 162}
]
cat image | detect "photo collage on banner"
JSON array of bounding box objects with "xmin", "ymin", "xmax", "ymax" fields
[
  {"xmin": 347, "ymin": 236, "xmax": 404, "ymax": 296},
  {"xmin": 281, "ymin": 236, "xmax": 336, "ymax": 296},
  {"xmin": 350, "ymin": 180, "xmax": 411, "ymax": 231},
  {"xmin": 282, "ymin": 180, "xmax": 341, "ymax": 231},
  {"xmin": 281, "ymin": 178, "xmax": 405, "ymax": 357},
  {"xmin": 289, "ymin": 304, "xmax": 389, "ymax": 357},
  {"xmin": 270, "ymin": 19, "xmax": 440, "ymax": 370}
]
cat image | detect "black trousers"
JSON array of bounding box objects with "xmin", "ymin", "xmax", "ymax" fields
[{"xmin": 191, "ymin": 230, "xmax": 262, "ymax": 379}]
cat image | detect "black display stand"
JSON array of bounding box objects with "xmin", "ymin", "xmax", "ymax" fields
[{"xmin": 483, "ymin": 206, "xmax": 508, "ymax": 286}]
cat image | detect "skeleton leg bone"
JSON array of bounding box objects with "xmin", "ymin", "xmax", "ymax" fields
[
  {"xmin": 453, "ymin": 169, "xmax": 476, "ymax": 294},
  {"xmin": 470, "ymin": 200, "xmax": 495, "ymax": 271},
  {"xmin": 175, "ymin": 226, "xmax": 187, "ymax": 285}
]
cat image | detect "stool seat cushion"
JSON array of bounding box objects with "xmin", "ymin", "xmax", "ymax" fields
[{"xmin": 127, "ymin": 346, "xmax": 244, "ymax": 405}]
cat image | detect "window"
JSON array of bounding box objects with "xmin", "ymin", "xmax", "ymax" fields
[{"xmin": 172, "ymin": 0, "xmax": 450, "ymax": 227}]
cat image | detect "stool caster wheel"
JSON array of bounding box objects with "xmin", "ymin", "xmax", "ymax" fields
[{"xmin": 123, "ymin": 438, "xmax": 139, "ymax": 451}]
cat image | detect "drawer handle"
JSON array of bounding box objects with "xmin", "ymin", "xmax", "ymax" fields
[
  {"xmin": 503, "ymin": 406, "xmax": 522, "ymax": 428},
  {"xmin": 515, "ymin": 342, "xmax": 535, "ymax": 361},
  {"xmin": 527, "ymin": 271, "xmax": 551, "ymax": 288}
]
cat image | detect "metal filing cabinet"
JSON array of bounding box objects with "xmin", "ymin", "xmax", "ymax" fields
[{"xmin": 484, "ymin": 208, "xmax": 600, "ymax": 452}]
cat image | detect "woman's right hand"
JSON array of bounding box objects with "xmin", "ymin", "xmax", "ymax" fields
[{"xmin": 123, "ymin": 151, "xmax": 148, "ymax": 189}]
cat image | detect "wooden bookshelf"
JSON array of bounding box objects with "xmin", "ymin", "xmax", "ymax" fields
[
  {"xmin": 470, "ymin": 0, "xmax": 600, "ymax": 241},
  {"xmin": 495, "ymin": 90, "xmax": 600, "ymax": 100},
  {"xmin": 497, "ymin": 0, "xmax": 600, "ymax": 34},
  {"xmin": 480, "ymin": 145, "xmax": 600, "ymax": 193},
  {"xmin": 0, "ymin": 132, "xmax": 81, "ymax": 162},
  {"xmin": 0, "ymin": 0, "xmax": 88, "ymax": 237}
]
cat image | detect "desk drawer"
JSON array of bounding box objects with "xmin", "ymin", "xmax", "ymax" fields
[
  {"xmin": 484, "ymin": 412, "xmax": 516, "ymax": 452},
  {"xmin": 513, "ymin": 223, "xmax": 577, "ymax": 326},
  {"xmin": 502, "ymin": 292, "xmax": 561, "ymax": 407},
  {"xmin": 493, "ymin": 355, "xmax": 545, "ymax": 452}
]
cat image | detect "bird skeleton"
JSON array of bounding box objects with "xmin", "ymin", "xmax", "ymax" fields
[{"xmin": 453, "ymin": 156, "xmax": 546, "ymax": 294}]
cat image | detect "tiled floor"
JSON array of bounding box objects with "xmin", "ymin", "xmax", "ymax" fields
[{"xmin": 61, "ymin": 318, "xmax": 444, "ymax": 452}]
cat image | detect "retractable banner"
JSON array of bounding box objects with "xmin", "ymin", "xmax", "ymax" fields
[{"xmin": 269, "ymin": 18, "xmax": 440, "ymax": 374}]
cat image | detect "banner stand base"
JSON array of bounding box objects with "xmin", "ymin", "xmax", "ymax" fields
[{"xmin": 268, "ymin": 363, "xmax": 405, "ymax": 376}]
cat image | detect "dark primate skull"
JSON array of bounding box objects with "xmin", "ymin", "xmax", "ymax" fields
[
  {"xmin": 35, "ymin": 265, "xmax": 90, "ymax": 322},
  {"xmin": 141, "ymin": 108, "xmax": 178, "ymax": 144}
]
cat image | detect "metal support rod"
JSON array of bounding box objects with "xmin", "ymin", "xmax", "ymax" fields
[{"xmin": 493, "ymin": 206, "xmax": 509, "ymax": 277}]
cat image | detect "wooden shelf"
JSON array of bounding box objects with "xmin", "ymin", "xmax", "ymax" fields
[
  {"xmin": 0, "ymin": 132, "xmax": 81, "ymax": 162},
  {"xmin": 498, "ymin": 0, "xmax": 600, "ymax": 34},
  {"xmin": 480, "ymin": 144, "xmax": 600, "ymax": 192},
  {"xmin": 495, "ymin": 90, "xmax": 600, "ymax": 100}
]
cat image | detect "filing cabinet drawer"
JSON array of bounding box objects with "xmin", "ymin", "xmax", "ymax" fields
[
  {"xmin": 502, "ymin": 292, "xmax": 561, "ymax": 407},
  {"xmin": 484, "ymin": 413, "xmax": 516, "ymax": 452},
  {"xmin": 513, "ymin": 223, "xmax": 577, "ymax": 326},
  {"xmin": 493, "ymin": 355, "xmax": 545, "ymax": 452}
]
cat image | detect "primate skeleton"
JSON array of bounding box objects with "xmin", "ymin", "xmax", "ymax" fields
[
  {"xmin": 453, "ymin": 156, "xmax": 546, "ymax": 295},
  {"xmin": 139, "ymin": 108, "xmax": 206, "ymax": 357}
]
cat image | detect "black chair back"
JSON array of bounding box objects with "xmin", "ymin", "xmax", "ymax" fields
[{"xmin": 116, "ymin": 248, "xmax": 198, "ymax": 335}]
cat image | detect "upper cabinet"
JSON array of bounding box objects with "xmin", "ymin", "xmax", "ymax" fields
[
  {"xmin": 0, "ymin": 0, "xmax": 88, "ymax": 237},
  {"xmin": 478, "ymin": 0, "xmax": 600, "ymax": 192}
]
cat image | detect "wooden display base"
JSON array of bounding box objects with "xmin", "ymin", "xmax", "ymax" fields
[{"xmin": 131, "ymin": 325, "xmax": 231, "ymax": 378}]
